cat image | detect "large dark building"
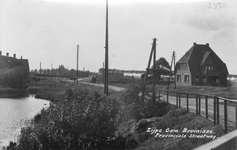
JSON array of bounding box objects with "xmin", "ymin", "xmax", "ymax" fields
[
  {"xmin": 175, "ymin": 43, "xmax": 228, "ymax": 87},
  {"xmin": 0, "ymin": 51, "xmax": 29, "ymax": 71}
]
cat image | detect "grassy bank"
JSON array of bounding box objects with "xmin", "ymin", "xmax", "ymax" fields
[
  {"xmin": 28, "ymin": 80, "xmax": 123, "ymax": 102},
  {"xmin": 5, "ymin": 81, "xmax": 226, "ymax": 149},
  {"xmin": 141, "ymin": 81, "xmax": 237, "ymax": 99},
  {"xmin": 0, "ymin": 87, "xmax": 29, "ymax": 98},
  {"xmin": 121, "ymin": 106, "xmax": 224, "ymax": 150}
]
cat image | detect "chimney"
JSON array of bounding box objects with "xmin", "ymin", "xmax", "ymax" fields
[
  {"xmin": 206, "ymin": 43, "xmax": 209, "ymax": 46},
  {"xmin": 0, "ymin": 51, "xmax": 2, "ymax": 56},
  {"xmin": 13, "ymin": 54, "xmax": 16, "ymax": 58},
  {"xmin": 6, "ymin": 52, "xmax": 9, "ymax": 57},
  {"xmin": 193, "ymin": 42, "xmax": 196, "ymax": 46}
]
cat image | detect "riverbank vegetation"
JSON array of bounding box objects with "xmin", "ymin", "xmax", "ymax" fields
[
  {"xmin": 0, "ymin": 66, "xmax": 30, "ymax": 98},
  {"xmin": 5, "ymin": 81, "xmax": 226, "ymax": 150}
]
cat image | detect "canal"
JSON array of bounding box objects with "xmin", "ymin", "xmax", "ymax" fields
[{"xmin": 0, "ymin": 95, "xmax": 50, "ymax": 148}]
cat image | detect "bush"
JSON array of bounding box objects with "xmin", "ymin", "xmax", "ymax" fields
[
  {"xmin": 0, "ymin": 66, "xmax": 29, "ymax": 88},
  {"xmin": 119, "ymin": 82, "xmax": 170, "ymax": 122},
  {"xmin": 14, "ymin": 89, "xmax": 125, "ymax": 150}
]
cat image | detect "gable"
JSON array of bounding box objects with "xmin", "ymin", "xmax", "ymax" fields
[
  {"xmin": 202, "ymin": 53, "xmax": 215, "ymax": 66},
  {"xmin": 176, "ymin": 43, "xmax": 228, "ymax": 75}
]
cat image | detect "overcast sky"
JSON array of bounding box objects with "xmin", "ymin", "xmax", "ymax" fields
[{"xmin": 0, "ymin": 0, "xmax": 236, "ymax": 74}]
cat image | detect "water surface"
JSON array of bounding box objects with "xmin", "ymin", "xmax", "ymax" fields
[{"xmin": 0, "ymin": 95, "xmax": 49, "ymax": 148}]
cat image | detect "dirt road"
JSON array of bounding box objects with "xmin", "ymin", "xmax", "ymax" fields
[
  {"xmin": 164, "ymin": 95, "xmax": 236, "ymax": 131},
  {"xmin": 79, "ymin": 81, "xmax": 237, "ymax": 131},
  {"xmin": 79, "ymin": 81, "xmax": 126, "ymax": 92}
]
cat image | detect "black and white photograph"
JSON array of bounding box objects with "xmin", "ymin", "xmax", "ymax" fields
[{"xmin": 0, "ymin": 0, "xmax": 237, "ymax": 149}]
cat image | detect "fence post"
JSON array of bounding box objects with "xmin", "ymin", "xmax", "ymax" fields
[
  {"xmin": 217, "ymin": 97, "xmax": 219, "ymax": 125},
  {"xmin": 205, "ymin": 95, "xmax": 208, "ymax": 119},
  {"xmin": 178, "ymin": 92, "xmax": 181, "ymax": 108},
  {"xmin": 198, "ymin": 94, "xmax": 201, "ymax": 115},
  {"xmin": 159, "ymin": 90, "xmax": 161, "ymax": 101},
  {"xmin": 224, "ymin": 100, "xmax": 228, "ymax": 133},
  {"xmin": 196, "ymin": 94, "xmax": 199, "ymax": 116},
  {"xmin": 236, "ymin": 102, "xmax": 237, "ymax": 129},
  {"xmin": 214, "ymin": 97, "xmax": 216, "ymax": 125},
  {"xmin": 186, "ymin": 93, "xmax": 189, "ymax": 112},
  {"xmin": 176, "ymin": 92, "xmax": 178, "ymax": 108}
]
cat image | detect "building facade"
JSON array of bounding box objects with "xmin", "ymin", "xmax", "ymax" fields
[
  {"xmin": 175, "ymin": 43, "xmax": 228, "ymax": 87},
  {"xmin": 0, "ymin": 51, "xmax": 29, "ymax": 71}
]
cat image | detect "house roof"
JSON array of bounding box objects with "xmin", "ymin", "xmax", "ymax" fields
[
  {"xmin": 200, "ymin": 51, "xmax": 211, "ymax": 66},
  {"xmin": 0, "ymin": 55, "xmax": 29, "ymax": 71},
  {"xmin": 176, "ymin": 43, "xmax": 228, "ymax": 75}
]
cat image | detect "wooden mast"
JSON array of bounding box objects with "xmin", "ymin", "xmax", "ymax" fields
[{"xmin": 104, "ymin": 0, "xmax": 109, "ymax": 95}]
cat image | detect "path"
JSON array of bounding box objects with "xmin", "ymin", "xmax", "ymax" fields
[
  {"xmin": 79, "ymin": 81, "xmax": 126, "ymax": 92},
  {"xmin": 163, "ymin": 94, "xmax": 236, "ymax": 130},
  {"xmin": 79, "ymin": 81, "xmax": 236, "ymax": 130}
]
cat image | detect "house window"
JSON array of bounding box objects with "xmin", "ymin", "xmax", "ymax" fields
[
  {"xmin": 205, "ymin": 66, "xmax": 214, "ymax": 71},
  {"xmin": 184, "ymin": 75, "xmax": 189, "ymax": 82},
  {"xmin": 180, "ymin": 63, "xmax": 187, "ymax": 70},
  {"xmin": 211, "ymin": 66, "xmax": 214, "ymax": 70},
  {"xmin": 195, "ymin": 75, "xmax": 199, "ymax": 82},
  {"xmin": 202, "ymin": 76, "xmax": 206, "ymax": 83},
  {"xmin": 177, "ymin": 75, "xmax": 181, "ymax": 82}
]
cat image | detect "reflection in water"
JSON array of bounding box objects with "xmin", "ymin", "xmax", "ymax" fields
[{"xmin": 0, "ymin": 95, "xmax": 49, "ymax": 148}]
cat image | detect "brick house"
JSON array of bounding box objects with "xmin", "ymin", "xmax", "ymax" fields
[
  {"xmin": 175, "ymin": 43, "xmax": 228, "ymax": 87},
  {"xmin": 0, "ymin": 51, "xmax": 29, "ymax": 71}
]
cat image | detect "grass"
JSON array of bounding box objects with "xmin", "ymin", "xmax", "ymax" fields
[
  {"xmin": 147, "ymin": 81, "xmax": 237, "ymax": 99},
  {"xmin": 123, "ymin": 106, "xmax": 225, "ymax": 150},
  {"xmin": 0, "ymin": 87, "xmax": 29, "ymax": 98},
  {"xmin": 6, "ymin": 79, "xmax": 228, "ymax": 150}
]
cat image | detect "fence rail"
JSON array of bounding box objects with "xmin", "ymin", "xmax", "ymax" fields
[{"xmin": 158, "ymin": 90, "xmax": 237, "ymax": 133}]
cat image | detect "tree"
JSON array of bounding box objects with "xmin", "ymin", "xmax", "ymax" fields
[
  {"xmin": 151, "ymin": 57, "xmax": 171, "ymax": 81},
  {"xmin": 0, "ymin": 66, "xmax": 29, "ymax": 88}
]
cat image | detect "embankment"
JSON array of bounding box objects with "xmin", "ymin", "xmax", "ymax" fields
[{"xmin": 0, "ymin": 87, "xmax": 29, "ymax": 98}]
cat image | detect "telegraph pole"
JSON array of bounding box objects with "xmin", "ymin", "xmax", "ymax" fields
[
  {"xmin": 40, "ymin": 62, "xmax": 41, "ymax": 74},
  {"xmin": 173, "ymin": 51, "xmax": 176, "ymax": 89},
  {"xmin": 141, "ymin": 38, "xmax": 157, "ymax": 103},
  {"xmin": 153, "ymin": 38, "xmax": 157, "ymax": 100},
  {"xmin": 77, "ymin": 44, "xmax": 79, "ymax": 82},
  {"xmin": 167, "ymin": 51, "xmax": 176, "ymax": 89},
  {"xmin": 104, "ymin": 0, "xmax": 109, "ymax": 95}
]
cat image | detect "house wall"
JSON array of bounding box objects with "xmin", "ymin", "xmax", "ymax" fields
[
  {"xmin": 201, "ymin": 54, "xmax": 227, "ymax": 87},
  {"xmin": 176, "ymin": 63, "xmax": 192, "ymax": 86}
]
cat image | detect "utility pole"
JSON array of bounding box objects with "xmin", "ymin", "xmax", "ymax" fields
[
  {"xmin": 167, "ymin": 51, "xmax": 176, "ymax": 89},
  {"xmin": 77, "ymin": 44, "xmax": 79, "ymax": 82},
  {"xmin": 153, "ymin": 38, "xmax": 156, "ymax": 100},
  {"xmin": 141, "ymin": 38, "xmax": 157, "ymax": 103},
  {"xmin": 104, "ymin": 0, "xmax": 109, "ymax": 95},
  {"xmin": 174, "ymin": 51, "xmax": 176, "ymax": 89},
  {"xmin": 40, "ymin": 62, "xmax": 41, "ymax": 74}
]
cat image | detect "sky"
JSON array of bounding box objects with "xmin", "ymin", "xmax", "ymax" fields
[{"xmin": 0, "ymin": 0, "xmax": 236, "ymax": 74}]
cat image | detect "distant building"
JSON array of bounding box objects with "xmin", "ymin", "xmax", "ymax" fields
[
  {"xmin": 98, "ymin": 68, "xmax": 145, "ymax": 78},
  {"xmin": 175, "ymin": 43, "xmax": 228, "ymax": 87},
  {"xmin": 99, "ymin": 68, "xmax": 124, "ymax": 77},
  {"xmin": 0, "ymin": 51, "xmax": 29, "ymax": 71}
]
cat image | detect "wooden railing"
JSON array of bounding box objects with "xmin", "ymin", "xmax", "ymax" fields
[
  {"xmin": 193, "ymin": 130, "xmax": 237, "ymax": 150},
  {"xmin": 157, "ymin": 90, "xmax": 237, "ymax": 150},
  {"xmin": 158, "ymin": 90, "xmax": 237, "ymax": 133}
]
